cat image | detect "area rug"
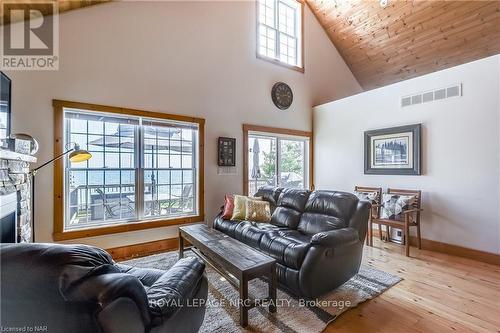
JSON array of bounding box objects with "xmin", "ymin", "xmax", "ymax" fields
[{"xmin": 123, "ymin": 252, "xmax": 401, "ymax": 333}]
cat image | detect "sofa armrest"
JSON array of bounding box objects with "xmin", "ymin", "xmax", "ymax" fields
[
  {"xmin": 146, "ymin": 257, "xmax": 205, "ymax": 319},
  {"xmin": 310, "ymin": 227, "xmax": 360, "ymax": 248},
  {"xmin": 63, "ymin": 273, "xmax": 151, "ymax": 326}
]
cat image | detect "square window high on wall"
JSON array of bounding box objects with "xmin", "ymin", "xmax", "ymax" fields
[{"xmin": 256, "ymin": 0, "xmax": 304, "ymax": 72}]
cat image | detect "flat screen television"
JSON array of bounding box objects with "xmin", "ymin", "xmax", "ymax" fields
[{"xmin": 0, "ymin": 71, "xmax": 12, "ymax": 139}]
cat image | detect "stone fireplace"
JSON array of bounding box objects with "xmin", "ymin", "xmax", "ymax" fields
[{"xmin": 0, "ymin": 149, "xmax": 37, "ymax": 243}]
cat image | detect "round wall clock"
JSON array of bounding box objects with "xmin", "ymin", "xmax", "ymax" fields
[{"xmin": 271, "ymin": 82, "xmax": 293, "ymax": 110}]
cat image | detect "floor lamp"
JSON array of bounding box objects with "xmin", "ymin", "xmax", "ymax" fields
[{"xmin": 29, "ymin": 143, "xmax": 91, "ymax": 242}]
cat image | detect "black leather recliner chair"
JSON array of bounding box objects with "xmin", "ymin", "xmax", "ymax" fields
[
  {"xmin": 214, "ymin": 187, "xmax": 371, "ymax": 298},
  {"xmin": 0, "ymin": 243, "xmax": 208, "ymax": 333}
]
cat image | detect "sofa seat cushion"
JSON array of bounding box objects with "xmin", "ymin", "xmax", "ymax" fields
[
  {"xmin": 233, "ymin": 221, "xmax": 283, "ymax": 247},
  {"xmin": 259, "ymin": 230, "xmax": 312, "ymax": 270}
]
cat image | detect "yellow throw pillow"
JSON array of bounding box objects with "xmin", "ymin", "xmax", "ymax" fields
[
  {"xmin": 231, "ymin": 195, "xmax": 262, "ymax": 220},
  {"xmin": 245, "ymin": 199, "xmax": 271, "ymax": 222}
]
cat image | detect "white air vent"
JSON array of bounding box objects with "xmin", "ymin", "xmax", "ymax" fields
[{"xmin": 401, "ymin": 83, "xmax": 462, "ymax": 108}]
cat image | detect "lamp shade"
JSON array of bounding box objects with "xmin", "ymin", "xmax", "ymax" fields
[{"xmin": 69, "ymin": 145, "xmax": 92, "ymax": 163}]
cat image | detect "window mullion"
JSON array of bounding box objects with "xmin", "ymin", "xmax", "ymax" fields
[
  {"xmin": 65, "ymin": 118, "xmax": 71, "ymax": 228},
  {"xmin": 294, "ymin": 6, "xmax": 299, "ymax": 66},
  {"xmin": 102, "ymin": 122, "xmax": 106, "ymax": 222},
  {"xmin": 276, "ymin": 137, "xmax": 281, "ymax": 187},
  {"xmin": 275, "ymin": 0, "xmax": 280, "ymax": 61},
  {"xmin": 86, "ymin": 121, "xmax": 90, "ymax": 225},
  {"xmin": 303, "ymin": 139, "xmax": 308, "ymax": 189},
  {"xmin": 136, "ymin": 122, "xmax": 144, "ymax": 221},
  {"xmin": 279, "ymin": 30, "xmax": 295, "ymax": 39},
  {"xmin": 192, "ymin": 128, "xmax": 197, "ymax": 215}
]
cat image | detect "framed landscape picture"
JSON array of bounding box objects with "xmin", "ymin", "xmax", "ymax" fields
[{"xmin": 364, "ymin": 124, "xmax": 421, "ymax": 175}]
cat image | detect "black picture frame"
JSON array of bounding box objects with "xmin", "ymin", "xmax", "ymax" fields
[
  {"xmin": 218, "ymin": 137, "xmax": 236, "ymax": 167},
  {"xmin": 0, "ymin": 71, "xmax": 12, "ymax": 139},
  {"xmin": 364, "ymin": 124, "xmax": 421, "ymax": 175}
]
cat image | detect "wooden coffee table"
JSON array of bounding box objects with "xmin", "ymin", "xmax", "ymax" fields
[{"xmin": 179, "ymin": 224, "xmax": 277, "ymax": 327}]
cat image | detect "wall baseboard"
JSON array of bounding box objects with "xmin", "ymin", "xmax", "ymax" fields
[
  {"xmin": 106, "ymin": 237, "xmax": 179, "ymax": 261},
  {"xmin": 107, "ymin": 233, "xmax": 500, "ymax": 266},
  {"xmin": 375, "ymin": 230, "xmax": 500, "ymax": 266},
  {"xmin": 408, "ymin": 236, "xmax": 500, "ymax": 266}
]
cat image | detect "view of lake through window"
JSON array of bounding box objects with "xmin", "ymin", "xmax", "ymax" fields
[{"xmin": 64, "ymin": 108, "xmax": 199, "ymax": 231}]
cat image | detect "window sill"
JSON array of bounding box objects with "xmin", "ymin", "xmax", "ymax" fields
[
  {"xmin": 53, "ymin": 214, "xmax": 204, "ymax": 241},
  {"xmin": 256, "ymin": 53, "xmax": 305, "ymax": 73}
]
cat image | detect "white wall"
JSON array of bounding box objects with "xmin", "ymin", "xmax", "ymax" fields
[
  {"xmin": 314, "ymin": 55, "xmax": 500, "ymax": 255},
  {"xmin": 4, "ymin": 1, "xmax": 361, "ymax": 248}
]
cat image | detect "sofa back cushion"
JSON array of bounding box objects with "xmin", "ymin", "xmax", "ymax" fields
[
  {"xmin": 278, "ymin": 188, "xmax": 310, "ymax": 211},
  {"xmin": 297, "ymin": 191, "xmax": 359, "ymax": 235},
  {"xmin": 271, "ymin": 206, "xmax": 302, "ymax": 228},
  {"xmin": 0, "ymin": 243, "xmax": 115, "ymax": 302},
  {"xmin": 255, "ymin": 186, "xmax": 283, "ymax": 213},
  {"xmin": 257, "ymin": 187, "xmax": 360, "ymax": 233},
  {"xmin": 270, "ymin": 188, "xmax": 310, "ymax": 229}
]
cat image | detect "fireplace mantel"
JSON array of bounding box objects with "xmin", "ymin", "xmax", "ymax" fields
[{"xmin": 0, "ymin": 149, "xmax": 37, "ymax": 163}]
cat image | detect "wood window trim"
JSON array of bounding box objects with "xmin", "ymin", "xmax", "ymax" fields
[
  {"xmin": 243, "ymin": 124, "xmax": 313, "ymax": 196},
  {"xmin": 52, "ymin": 99, "xmax": 205, "ymax": 241},
  {"xmin": 255, "ymin": 0, "xmax": 305, "ymax": 73}
]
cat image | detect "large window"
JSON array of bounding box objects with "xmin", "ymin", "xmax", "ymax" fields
[
  {"xmin": 243, "ymin": 124, "xmax": 311, "ymax": 196},
  {"xmin": 257, "ymin": 0, "xmax": 303, "ymax": 71},
  {"xmin": 53, "ymin": 100, "xmax": 204, "ymax": 240}
]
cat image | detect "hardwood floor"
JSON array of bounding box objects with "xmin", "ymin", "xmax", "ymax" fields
[{"xmin": 325, "ymin": 238, "xmax": 500, "ymax": 333}]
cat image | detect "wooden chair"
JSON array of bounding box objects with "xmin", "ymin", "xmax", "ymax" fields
[
  {"xmin": 372, "ymin": 188, "xmax": 423, "ymax": 256},
  {"xmin": 354, "ymin": 186, "xmax": 382, "ymax": 247}
]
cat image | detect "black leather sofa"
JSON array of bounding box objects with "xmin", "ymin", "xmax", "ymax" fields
[
  {"xmin": 214, "ymin": 187, "xmax": 371, "ymax": 298},
  {"xmin": 0, "ymin": 243, "xmax": 207, "ymax": 333}
]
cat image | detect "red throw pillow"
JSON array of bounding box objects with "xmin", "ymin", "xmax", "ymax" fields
[{"xmin": 222, "ymin": 195, "xmax": 235, "ymax": 220}]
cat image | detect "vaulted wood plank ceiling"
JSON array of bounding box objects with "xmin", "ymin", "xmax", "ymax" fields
[
  {"xmin": 306, "ymin": 0, "xmax": 500, "ymax": 90},
  {"xmin": 2, "ymin": 0, "xmax": 499, "ymax": 90},
  {"xmin": 1, "ymin": 0, "xmax": 109, "ymax": 25}
]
